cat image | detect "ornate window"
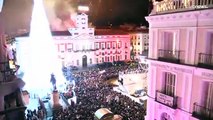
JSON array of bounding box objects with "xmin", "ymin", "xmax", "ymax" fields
[
  {"xmin": 205, "ymin": 32, "xmax": 213, "ymax": 55},
  {"xmin": 67, "ymin": 43, "xmax": 72, "ymax": 52},
  {"xmin": 113, "ymin": 42, "xmax": 116, "ymax": 48},
  {"xmin": 59, "ymin": 44, "xmax": 65, "ymax": 52},
  {"xmin": 90, "ymin": 58, "xmax": 92, "ymax": 64},
  {"xmin": 101, "ymin": 43, "xmax": 105, "ymax": 49},
  {"xmin": 107, "ymin": 42, "xmax": 110, "ymax": 49},
  {"xmin": 117, "ymin": 41, "xmax": 121, "ymax": 48},
  {"xmin": 95, "ymin": 43, "xmax": 99, "ymax": 49},
  {"xmin": 77, "ymin": 60, "xmax": 79, "ymax": 66},
  {"xmin": 96, "ymin": 58, "xmax": 98, "ymax": 64},
  {"xmin": 163, "ymin": 72, "xmax": 176, "ymax": 96},
  {"xmin": 201, "ymin": 81, "xmax": 213, "ymax": 111}
]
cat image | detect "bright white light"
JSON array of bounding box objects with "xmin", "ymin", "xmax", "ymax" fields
[
  {"xmin": 22, "ymin": 0, "xmax": 66, "ymax": 97},
  {"xmin": 0, "ymin": 0, "xmax": 4, "ymax": 12},
  {"xmin": 78, "ymin": 6, "xmax": 89, "ymax": 12}
]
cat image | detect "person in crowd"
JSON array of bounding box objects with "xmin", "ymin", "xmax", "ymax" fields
[{"xmin": 27, "ymin": 61, "xmax": 146, "ymax": 120}]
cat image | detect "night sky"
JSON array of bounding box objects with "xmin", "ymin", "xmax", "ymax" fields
[
  {"xmin": 0, "ymin": 0, "xmax": 149, "ymax": 34},
  {"xmin": 88, "ymin": 0, "xmax": 149, "ymax": 26}
]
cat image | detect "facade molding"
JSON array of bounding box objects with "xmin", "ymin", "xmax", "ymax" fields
[
  {"xmin": 149, "ymin": 60, "xmax": 194, "ymax": 74},
  {"xmin": 146, "ymin": 12, "xmax": 198, "ymax": 22},
  {"xmin": 146, "ymin": 9, "xmax": 213, "ymax": 28},
  {"xmin": 194, "ymin": 68, "xmax": 213, "ymax": 80},
  {"xmin": 146, "ymin": 9, "xmax": 213, "ymax": 23},
  {"xmin": 156, "ymin": 102, "xmax": 176, "ymax": 120}
]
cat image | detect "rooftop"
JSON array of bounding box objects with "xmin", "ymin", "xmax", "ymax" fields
[
  {"xmin": 125, "ymin": 29, "xmax": 149, "ymax": 34},
  {"xmin": 95, "ymin": 29, "xmax": 128, "ymax": 35}
]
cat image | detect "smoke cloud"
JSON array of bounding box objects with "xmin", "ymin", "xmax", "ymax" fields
[
  {"xmin": 0, "ymin": 0, "xmax": 33, "ymax": 34},
  {"xmin": 44, "ymin": 0, "xmax": 78, "ymax": 31}
]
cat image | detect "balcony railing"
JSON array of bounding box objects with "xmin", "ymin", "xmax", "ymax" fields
[
  {"xmin": 152, "ymin": 0, "xmax": 213, "ymax": 15},
  {"xmin": 192, "ymin": 103, "xmax": 213, "ymax": 120},
  {"xmin": 0, "ymin": 89, "xmax": 26, "ymax": 120},
  {"xmin": 198, "ymin": 53, "xmax": 213, "ymax": 69},
  {"xmin": 155, "ymin": 90, "xmax": 178, "ymax": 109},
  {"xmin": 0, "ymin": 61, "xmax": 16, "ymax": 82},
  {"xmin": 158, "ymin": 49, "xmax": 183, "ymax": 63},
  {"xmin": 73, "ymin": 49, "xmax": 97, "ymax": 53}
]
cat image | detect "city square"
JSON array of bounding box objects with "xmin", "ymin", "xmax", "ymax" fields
[{"xmin": 0, "ymin": 0, "xmax": 213, "ymax": 120}]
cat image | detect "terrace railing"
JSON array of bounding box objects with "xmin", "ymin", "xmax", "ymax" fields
[
  {"xmin": 0, "ymin": 61, "xmax": 16, "ymax": 82},
  {"xmin": 198, "ymin": 53, "xmax": 213, "ymax": 69},
  {"xmin": 158, "ymin": 49, "xmax": 183, "ymax": 63},
  {"xmin": 152, "ymin": 0, "xmax": 213, "ymax": 15},
  {"xmin": 155, "ymin": 90, "xmax": 178, "ymax": 109},
  {"xmin": 192, "ymin": 102, "xmax": 213, "ymax": 120},
  {"xmin": 73, "ymin": 48, "xmax": 97, "ymax": 53}
]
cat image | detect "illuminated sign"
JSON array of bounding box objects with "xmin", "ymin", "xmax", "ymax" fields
[{"xmin": 156, "ymin": 92, "xmax": 174, "ymax": 107}]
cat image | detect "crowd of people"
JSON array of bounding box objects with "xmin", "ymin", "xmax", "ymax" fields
[
  {"xmin": 53, "ymin": 62, "xmax": 146, "ymax": 120},
  {"xmin": 26, "ymin": 98, "xmax": 47, "ymax": 120},
  {"xmin": 26, "ymin": 107, "xmax": 46, "ymax": 120},
  {"xmin": 26, "ymin": 61, "xmax": 147, "ymax": 120}
]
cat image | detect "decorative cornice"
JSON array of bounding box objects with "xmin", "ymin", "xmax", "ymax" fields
[
  {"xmin": 146, "ymin": 9, "xmax": 213, "ymax": 23},
  {"xmin": 146, "ymin": 11, "xmax": 199, "ymax": 22},
  {"xmin": 194, "ymin": 68, "xmax": 213, "ymax": 80},
  {"xmin": 150, "ymin": 61, "xmax": 193, "ymax": 74},
  {"xmin": 199, "ymin": 9, "xmax": 213, "ymax": 18}
]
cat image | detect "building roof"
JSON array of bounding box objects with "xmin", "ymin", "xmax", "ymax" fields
[
  {"xmin": 123, "ymin": 28, "xmax": 149, "ymax": 34},
  {"xmin": 16, "ymin": 31, "xmax": 72, "ymax": 37},
  {"xmin": 95, "ymin": 29, "xmax": 128, "ymax": 35},
  {"xmin": 129, "ymin": 29, "xmax": 149, "ymax": 33},
  {"xmin": 51, "ymin": 31, "xmax": 72, "ymax": 36},
  {"xmin": 15, "ymin": 32, "xmax": 30, "ymax": 37},
  {"xmin": 15, "ymin": 29, "xmax": 129, "ymax": 37}
]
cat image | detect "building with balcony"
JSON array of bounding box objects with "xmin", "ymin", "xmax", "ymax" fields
[
  {"xmin": 15, "ymin": 13, "xmax": 131, "ymax": 68},
  {"xmin": 0, "ymin": 36, "xmax": 26, "ymax": 120},
  {"xmin": 145, "ymin": 0, "xmax": 213, "ymax": 120},
  {"xmin": 129, "ymin": 29, "xmax": 149, "ymax": 60}
]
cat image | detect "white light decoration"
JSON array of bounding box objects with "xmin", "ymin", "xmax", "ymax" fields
[
  {"xmin": 22, "ymin": 0, "xmax": 66, "ymax": 97},
  {"xmin": 0, "ymin": 0, "xmax": 4, "ymax": 12},
  {"xmin": 78, "ymin": 6, "xmax": 89, "ymax": 12}
]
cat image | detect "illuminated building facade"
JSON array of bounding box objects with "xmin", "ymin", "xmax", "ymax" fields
[
  {"xmin": 145, "ymin": 0, "xmax": 213, "ymax": 120},
  {"xmin": 129, "ymin": 29, "xmax": 149, "ymax": 60},
  {"xmin": 15, "ymin": 13, "xmax": 131, "ymax": 68}
]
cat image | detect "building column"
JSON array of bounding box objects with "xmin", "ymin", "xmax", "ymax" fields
[{"xmin": 145, "ymin": 97, "xmax": 156, "ymax": 120}]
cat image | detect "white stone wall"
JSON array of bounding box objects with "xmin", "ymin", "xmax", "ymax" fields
[{"xmin": 145, "ymin": 9, "xmax": 213, "ymax": 120}]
